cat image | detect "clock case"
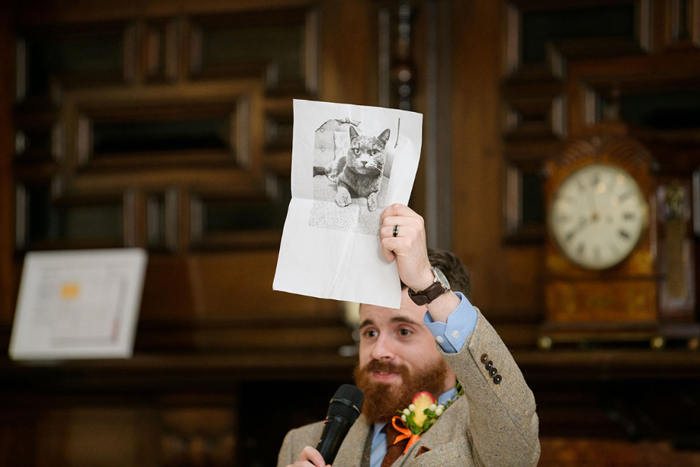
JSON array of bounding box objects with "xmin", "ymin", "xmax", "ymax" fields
[{"xmin": 541, "ymin": 127, "xmax": 699, "ymax": 349}]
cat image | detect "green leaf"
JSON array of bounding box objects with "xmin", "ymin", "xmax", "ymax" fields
[{"xmin": 455, "ymin": 379, "xmax": 464, "ymax": 396}]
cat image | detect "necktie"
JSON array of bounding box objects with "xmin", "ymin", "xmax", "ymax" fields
[{"xmin": 381, "ymin": 421, "xmax": 407, "ymax": 467}]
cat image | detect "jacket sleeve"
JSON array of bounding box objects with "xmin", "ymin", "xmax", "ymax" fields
[
  {"xmin": 439, "ymin": 309, "xmax": 540, "ymax": 466},
  {"xmin": 277, "ymin": 429, "xmax": 296, "ymax": 467},
  {"xmin": 277, "ymin": 422, "xmax": 325, "ymax": 467}
]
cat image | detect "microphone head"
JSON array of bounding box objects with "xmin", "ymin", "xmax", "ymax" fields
[{"xmin": 327, "ymin": 384, "xmax": 364, "ymax": 423}]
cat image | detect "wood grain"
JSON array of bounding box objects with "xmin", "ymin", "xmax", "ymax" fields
[{"xmin": 0, "ymin": 5, "xmax": 14, "ymax": 323}]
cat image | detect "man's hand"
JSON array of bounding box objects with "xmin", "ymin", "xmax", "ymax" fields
[
  {"xmin": 286, "ymin": 446, "xmax": 330, "ymax": 467},
  {"xmin": 380, "ymin": 203, "xmax": 434, "ymax": 291},
  {"xmin": 380, "ymin": 203, "xmax": 461, "ymax": 321}
]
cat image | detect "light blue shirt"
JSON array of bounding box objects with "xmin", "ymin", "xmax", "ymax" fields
[
  {"xmin": 368, "ymin": 292, "xmax": 477, "ymax": 467},
  {"xmin": 423, "ymin": 292, "xmax": 478, "ymax": 353}
]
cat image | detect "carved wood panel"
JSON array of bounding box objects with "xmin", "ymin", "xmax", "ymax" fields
[
  {"xmin": 502, "ymin": 0, "xmax": 654, "ymax": 242},
  {"xmin": 503, "ymin": 0, "xmax": 700, "ymax": 245},
  {"xmin": 13, "ymin": 6, "xmax": 316, "ymax": 254}
]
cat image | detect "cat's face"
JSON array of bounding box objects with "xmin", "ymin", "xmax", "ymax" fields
[{"xmin": 346, "ymin": 126, "xmax": 390, "ymax": 175}]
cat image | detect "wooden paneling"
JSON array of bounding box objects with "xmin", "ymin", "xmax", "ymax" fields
[
  {"xmin": 451, "ymin": 0, "xmax": 546, "ymax": 319},
  {"xmin": 38, "ymin": 408, "xmax": 160, "ymax": 467},
  {"xmin": 0, "ymin": 4, "xmax": 14, "ymax": 324},
  {"xmin": 539, "ymin": 438, "xmax": 700, "ymax": 466},
  {"xmin": 10, "ymin": 2, "xmax": 322, "ymax": 254},
  {"xmin": 2, "ymin": 0, "xmax": 700, "ymax": 465},
  {"xmin": 475, "ymin": 0, "xmax": 700, "ymax": 326},
  {"xmin": 1, "ymin": 2, "xmax": 371, "ymax": 463},
  {"xmin": 1, "ymin": 349, "xmax": 699, "ymax": 465},
  {"xmin": 317, "ymin": 0, "xmax": 377, "ymax": 106},
  {"xmin": 13, "ymin": 0, "xmax": 316, "ymax": 25}
]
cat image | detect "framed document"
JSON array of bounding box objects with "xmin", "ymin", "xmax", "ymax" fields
[{"xmin": 9, "ymin": 249, "xmax": 147, "ymax": 360}]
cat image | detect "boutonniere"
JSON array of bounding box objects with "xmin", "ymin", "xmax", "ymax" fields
[{"xmin": 391, "ymin": 382, "xmax": 464, "ymax": 453}]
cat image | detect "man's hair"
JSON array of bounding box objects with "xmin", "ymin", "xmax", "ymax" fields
[{"xmin": 401, "ymin": 249, "xmax": 472, "ymax": 300}]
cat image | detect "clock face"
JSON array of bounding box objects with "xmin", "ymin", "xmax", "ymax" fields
[{"xmin": 549, "ymin": 163, "xmax": 648, "ymax": 270}]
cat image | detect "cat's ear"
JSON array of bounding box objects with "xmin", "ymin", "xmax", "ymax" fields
[
  {"xmin": 378, "ymin": 129, "xmax": 391, "ymax": 144},
  {"xmin": 349, "ymin": 126, "xmax": 359, "ymax": 140}
]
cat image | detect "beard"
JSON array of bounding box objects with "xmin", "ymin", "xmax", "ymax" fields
[{"xmin": 353, "ymin": 358, "xmax": 450, "ymax": 424}]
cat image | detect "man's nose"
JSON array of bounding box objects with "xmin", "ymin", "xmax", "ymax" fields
[{"xmin": 370, "ymin": 334, "xmax": 395, "ymax": 361}]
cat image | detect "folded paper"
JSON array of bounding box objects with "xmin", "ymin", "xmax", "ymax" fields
[{"xmin": 273, "ymin": 100, "xmax": 423, "ymax": 308}]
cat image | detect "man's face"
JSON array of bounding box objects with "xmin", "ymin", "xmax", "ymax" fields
[{"xmin": 354, "ymin": 288, "xmax": 454, "ymax": 423}]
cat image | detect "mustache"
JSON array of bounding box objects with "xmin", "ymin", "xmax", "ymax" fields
[{"xmin": 363, "ymin": 359, "xmax": 406, "ymax": 374}]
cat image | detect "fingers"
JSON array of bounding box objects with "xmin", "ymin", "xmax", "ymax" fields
[
  {"xmin": 292, "ymin": 446, "xmax": 328, "ymax": 467},
  {"xmin": 380, "ymin": 203, "xmax": 420, "ymax": 224},
  {"xmin": 379, "ymin": 204, "xmax": 431, "ymax": 290},
  {"xmin": 380, "ymin": 225, "xmax": 420, "ymax": 245},
  {"xmin": 380, "ymin": 222, "xmax": 422, "ymax": 259},
  {"xmin": 381, "ymin": 216, "xmax": 424, "ymax": 235},
  {"xmin": 380, "ymin": 205, "xmax": 424, "ymax": 237},
  {"xmin": 379, "ymin": 205, "xmax": 425, "ymax": 261},
  {"xmin": 380, "ymin": 205, "xmax": 424, "ymax": 240},
  {"xmin": 380, "ymin": 204, "xmax": 414, "ymax": 261}
]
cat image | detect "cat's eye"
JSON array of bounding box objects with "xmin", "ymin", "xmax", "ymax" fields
[
  {"xmin": 371, "ymin": 150, "xmax": 378, "ymax": 156},
  {"xmin": 352, "ymin": 148, "xmax": 360, "ymax": 155}
]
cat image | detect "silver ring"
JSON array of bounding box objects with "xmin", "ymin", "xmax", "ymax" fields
[{"xmin": 393, "ymin": 225, "xmax": 399, "ymax": 237}]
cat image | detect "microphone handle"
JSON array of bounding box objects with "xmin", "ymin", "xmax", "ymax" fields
[{"xmin": 316, "ymin": 415, "xmax": 352, "ymax": 464}]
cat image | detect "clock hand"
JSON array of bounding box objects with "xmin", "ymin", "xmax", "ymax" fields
[
  {"xmin": 565, "ymin": 217, "xmax": 589, "ymax": 242},
  {"xmin": 588, "ymin": 184, "xmax": 599, "ymax": 220}
]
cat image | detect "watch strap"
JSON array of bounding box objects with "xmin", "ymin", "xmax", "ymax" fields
[
  {"xmin": 408, "ymin": 281, "xmax": 447, "ymax": 305},
  {"xmin": 408, "ymin": 267, "xmax": 449, "ymax": 305}
]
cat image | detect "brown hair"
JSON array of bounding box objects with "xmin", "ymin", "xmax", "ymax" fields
[{"xmin": 401, "ymin": 249, "xmax": 472, "ymax": 300}]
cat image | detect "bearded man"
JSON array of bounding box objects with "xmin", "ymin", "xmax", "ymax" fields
[{"xmin": 278, "ymin": 204, "xmax": 540, "ymax": 467}]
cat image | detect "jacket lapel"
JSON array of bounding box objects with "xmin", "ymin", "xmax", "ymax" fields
[
  {"xmin": 331, "ymin": 396, "xmax": 468, "ymax": 467},
  {"xmin": 393, "ymin": 396, "xmax": 468, "ymax": 466}
]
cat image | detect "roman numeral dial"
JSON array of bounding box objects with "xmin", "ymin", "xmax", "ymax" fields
[{"xmin": 549, "ymin": 164, "xmax": 647, "ymax": 270}]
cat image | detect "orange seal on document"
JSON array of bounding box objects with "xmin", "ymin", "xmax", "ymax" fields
[{"xmin": 60, "ymin": 283, "xmax": 80, "ymax": 299}]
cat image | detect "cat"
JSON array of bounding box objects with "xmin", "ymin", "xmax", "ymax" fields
[{"xmin": 315, "ymin": 126, "xmax": 390, "ymax": 212}]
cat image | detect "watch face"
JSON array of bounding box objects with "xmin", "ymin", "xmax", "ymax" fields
[
  {"xmin": 433, "ymin": 267, "xmax": 450, "ymax": 290},
  {"xmin": 549, "ymin": 163, "xmax": 648, "ymax": 270}
]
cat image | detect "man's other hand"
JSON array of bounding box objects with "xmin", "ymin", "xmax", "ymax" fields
[{"xmin": 286, "ymin": 446, "xmax": 330, "ymax": 467}]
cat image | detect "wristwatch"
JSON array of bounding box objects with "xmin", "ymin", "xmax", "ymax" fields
[{"xmin": 408, "ymin": 266, "xmax": 450, "ymax": 305}]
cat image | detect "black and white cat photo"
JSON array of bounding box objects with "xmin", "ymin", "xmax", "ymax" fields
[{"xmin": 315, "ymin": 126, "xmax": 390, "ymax": 212}]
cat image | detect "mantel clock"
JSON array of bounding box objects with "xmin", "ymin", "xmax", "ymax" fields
[{"xmin": 540, "ymin": 128, "xmax": 662, "ymax": 347}]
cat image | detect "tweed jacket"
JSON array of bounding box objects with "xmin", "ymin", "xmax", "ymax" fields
[{"xmin": 277, "ymin": 309, "xmax": 540, "ymax": 466}]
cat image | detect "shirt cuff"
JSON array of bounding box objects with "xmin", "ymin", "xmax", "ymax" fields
[{"xmin": 423, "ymin": 292, "xmax": 478, "ymax": 353}]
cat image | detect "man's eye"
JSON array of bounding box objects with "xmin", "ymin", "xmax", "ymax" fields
[
  {"xmin": 399, "ymin": 328, "xmax": 412, "ymax": 337},
  {"xmin": 363, "ymin": 329, "xmax": 377, "ymax": 338}
]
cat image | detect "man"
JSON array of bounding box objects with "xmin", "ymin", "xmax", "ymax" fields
[{"xmin": 278, "ymin": 204, "xmax": 540, "ymax": 467}]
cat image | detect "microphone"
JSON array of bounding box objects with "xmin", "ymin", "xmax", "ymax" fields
[{"xmin": 316, "ymin": 384, "xmax": 364, "ymax": 465}]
